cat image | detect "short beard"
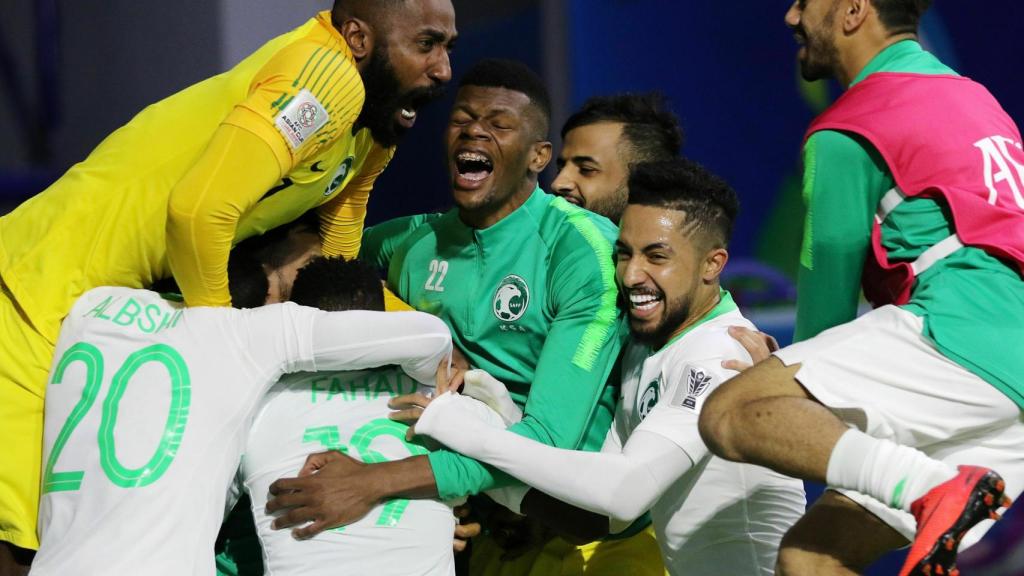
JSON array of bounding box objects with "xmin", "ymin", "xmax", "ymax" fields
[
  {"xmin": 798, "ymin": 2, "xmax": 841, "ymax": 81},
  {"xmin": 587, "ymin": 179, "xmax": 629, "ymax": 223},
  {"xmin": 355, "ymin": 43, "xmax": 405, "ymax": 148},
  {"xmin": 355, "ymin": 43, "xmax": 446, "ymax": 148},
  {"xmin": 628, "ymin": 292, "xmax": 693, "ymax": 349}
]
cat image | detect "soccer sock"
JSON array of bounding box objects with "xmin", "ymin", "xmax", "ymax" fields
[{"xmin": 826, "ymin": 429, "xmax": 958, "ymax": 512}]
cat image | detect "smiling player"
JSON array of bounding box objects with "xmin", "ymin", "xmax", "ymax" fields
[
  {"xmin": 551, "ymin": 93, "xmax": 682, "ymax": 223},
  {"xmin": 415, "ymin": 159, "xmax": 805, "ymax": 576}
]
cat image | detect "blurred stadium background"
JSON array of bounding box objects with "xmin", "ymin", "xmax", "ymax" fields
[{"xmin": 2, "ymin": 1, "xmax": 1021, "ymax": 573}]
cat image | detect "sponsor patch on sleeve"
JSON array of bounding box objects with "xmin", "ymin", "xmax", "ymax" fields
[
  {"xmin": 670, "ymin": 365, "xmax": 716, "ymax": 413},
  {"xmin": 274, "ymin": 89, "xmax": 330, "ymax": 150}
]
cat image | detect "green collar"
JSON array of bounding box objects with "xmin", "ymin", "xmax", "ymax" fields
[
  {"xmin": 849, "ymin": 39, "xmax": 961, "ymax": 87},
  {"xmin": 467, "ymin": 187, "xmax": 547, "ymax": 246},
  {"xmin": 658, "ymin": 288, "xmax": 737, "ymax": 352}
]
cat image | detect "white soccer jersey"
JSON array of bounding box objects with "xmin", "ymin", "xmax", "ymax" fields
[
  {"xmin": 32, "ymin": 287, "xmax": 450, "ymax": 576},
  {"xmin": 241, "ymin": 368, "xmax": 456, "ymax": 576},
  {"xmin": 616, "ymin": 305, "xmax": 805, "ymax": 574}
]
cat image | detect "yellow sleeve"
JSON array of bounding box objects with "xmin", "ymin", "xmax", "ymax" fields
[
  {"xmin": 317, "ymin": 145, "xmax": 396, "ymax": 259},
  {"xmin": 166, "ymin": 124, "xmax": 281, "ymax": 307},
  {"xmin": 223, "ymin": 38, "xmax": 364, "ymax": 176}
]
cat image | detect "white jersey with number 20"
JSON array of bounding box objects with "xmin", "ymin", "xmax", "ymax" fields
[{"xmin": 31, "ymin": 287, "xmax": 450, "ymax": 576}]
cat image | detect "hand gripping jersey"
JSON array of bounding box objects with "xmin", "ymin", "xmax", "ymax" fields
[
  {"xmin": 31, "ymin": 287, "xmax": 450, "ymax": 576},
  {"xmin": 806, "ymin": 73, "xmax": 1024, "ymax": 306},
  {"xmin": 240, "ymin": 369, "xmax": 457, "ymax": 576},
  {"xmin": 612, "ymin": 293, "xmax": 805, "ymax": 575}
]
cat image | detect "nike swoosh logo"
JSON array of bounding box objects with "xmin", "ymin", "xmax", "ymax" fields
[
  {"xmin": 311, "ymin": 161, "xmax": 326, "ymax": 173},
  {"xmin": 261, "ymin": 177, "xmax": 293, "ymax": 201}
]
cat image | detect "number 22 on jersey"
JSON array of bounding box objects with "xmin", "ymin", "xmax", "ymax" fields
[
  {"xmin": 43, "ymin": 342, "xmax": 191, "ymax": 493},
  {"xmin": 424, "ymin": 259, "xmax": 449, "ymax": 292}
]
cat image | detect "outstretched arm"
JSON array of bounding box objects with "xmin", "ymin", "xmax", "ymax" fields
[
  {"xmin": 307, "ymin": 309, "xmax": 452, "ymax": 383},
  {"xmin": 417, "ymin": 392, "xmax": 693, "ymax": 524},
  {"xmin": 242, "ymin": 305, "xmax": 452, "ymax": 385},
  {"xmin": 426, "ymin": 244, "xmax": 626, "ymax": 501}
]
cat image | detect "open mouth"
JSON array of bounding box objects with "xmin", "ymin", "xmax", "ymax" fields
[
  {"xmin": 453, "ymin": 150, "xmax": 495, "ymax": 189},
  {"xmin": 628, "ymin": 290, "xmax": 663, "ymax": 317},
  {"xmin": 396, "ymin": 107, "xmax": 418, "ymax": 129},
  {"xmin": 394, "ymin": 88, "xmax": 444, "ymax": 130}
]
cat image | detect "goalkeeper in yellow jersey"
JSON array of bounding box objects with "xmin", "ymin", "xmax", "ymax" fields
[{"xmin": 0, "ymin": 1, "xmax": 456, "ymax": 570}]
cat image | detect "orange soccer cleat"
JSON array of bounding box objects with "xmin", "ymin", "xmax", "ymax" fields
[{"xmin": 899, "ymin": 465, "xmax": 1013, "ymax": 576}]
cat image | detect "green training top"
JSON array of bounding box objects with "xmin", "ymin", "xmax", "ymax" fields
[
  {"xmin": 798, "ymin": 39, "xmax": 1024, "ymax": 408},
  {"xmin": 362, "ymin": 188, "xmax": 626, "ymax": 500}
]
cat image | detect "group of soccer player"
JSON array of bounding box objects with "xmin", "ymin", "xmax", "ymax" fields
[{"xmin": 1, "ymin": 0, "xmax": 1021, "ymax": 575}]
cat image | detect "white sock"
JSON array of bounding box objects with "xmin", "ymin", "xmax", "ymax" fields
[{"xmin": 826, "ymin": 429, "xmax": 957, "ymax": 512}]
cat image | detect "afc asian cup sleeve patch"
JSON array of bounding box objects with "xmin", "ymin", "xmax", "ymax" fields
[
  {"xmin": 670, "ymin": 364, "xmax": 717, "ymax": 413},
  {"xmin": 274, "ymin": 89, "xmax": 330, "ymax": 150}
]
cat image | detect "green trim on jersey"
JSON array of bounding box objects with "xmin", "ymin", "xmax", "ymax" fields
[
  {"xmin": 660, "ymin": 289, "xmax": 737, "ymax": 352},
  {"xmin": 799, "ymin": 143, "xmax": 817, "ymax": 271},
  {"xmin": 799, "ymin": 40, "xmax": 1024, "ymax": 407},
  {"xmin": 551, "ymin": 199, "xmax": 619, "ymax": 371}
]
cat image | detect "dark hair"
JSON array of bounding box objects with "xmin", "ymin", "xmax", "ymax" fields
[
  {"xmin": 148, "ymin": 248, "xmax": 269, "ymax": 308},
  {"xmin": 289, "ymin": 257, "xmax": 385, "ymax": 312},
  {"xmin": 627, "ymin": 159, "xmax": 740, "ymax": 249},
  {"xmin": 234, "ymin": 211, "xmax": 319, "ymax": 270},
  {"xmin": 874, "ymin": 0, "xmax": 932, "ymax": 34},
  {"xmin": 332, "ymin": 0, "xmax": 406, "ymax": 27},
  {"xmin": 459, "ymin": 59, "xmax": 551, "ymax": 134},
  {"xmin": 227, "ymin": 250, "xmax": 270, "ymax": 309},
  {"xmin": 562, "ymin": 93, "xmax": 683, "ymax": 164}
]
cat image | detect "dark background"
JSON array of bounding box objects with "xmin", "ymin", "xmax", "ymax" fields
[{"xmin": 1, "ymin": 2, "xmax": 1022, "ymax": 573}]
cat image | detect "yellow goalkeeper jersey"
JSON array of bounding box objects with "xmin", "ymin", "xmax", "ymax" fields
[{"xmin": 0, "ymin": 11, "xmax": 391, "ymax": 344}]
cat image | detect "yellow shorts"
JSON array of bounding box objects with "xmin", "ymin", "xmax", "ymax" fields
[
  {"xmin": 0, "ymin": 285, "xmax": 54, "ymax": 551},
  {"xmin": 470, "ymin": 525, "xmax": 667, "ymax": 576}
]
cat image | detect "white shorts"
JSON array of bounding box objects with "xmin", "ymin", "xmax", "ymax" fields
[{"xmin": 774, "ymin": 305, "xmax": 1024, "ymax": 546}]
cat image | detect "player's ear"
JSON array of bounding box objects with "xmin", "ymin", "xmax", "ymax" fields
[
  {"xmin": 340, "ymin": 17, "xmax": 373, "ymax": 61},
  {"xmin": 701, "ymin": 247, "xmax": 729, "ymax": 283},
  {"xmin": 529, "ymin": 141, "xmax": 553, "ymax": 175},
  {"xmin": 843, "ymin": 0, "xmax": 870, "ymax": 33}
]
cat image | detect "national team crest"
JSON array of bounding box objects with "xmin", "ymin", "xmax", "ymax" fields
[
  {"xmin": 637, "ymin": 378, "xmax": 661, "ymax": 421},
  {"xmin": 492, "ymin": 275, "xmax": 529, "ymax": 322},
  {"xmin": 681, "ymin": 367, "xmax": 713, "ymax": 410},
  {"xmin": 324, "ymin": 156, "xmax": 355, "ymax": 197}
]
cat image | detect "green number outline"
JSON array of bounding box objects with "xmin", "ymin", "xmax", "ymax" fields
[
  {"xmin": 349, "ymin": 419, "xmax": 428, "ymax": 527},
  {"xmin": 99, "ymin": 344, "xmax": 191, "ymax": 488},
  {"xmin": 301, "ymin": 418, "xmax": 428, "ymax": 529},
  {"xmin": 43, "ymin": 342, "xmax": 191, "ymax": 493},
  {"xmin": 42, "ymin": 343, "xmax": 105, "ymax": 493},
  {"xmin": 301, "ymin": 426, "xmax": 350, "ymax": 533}
]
